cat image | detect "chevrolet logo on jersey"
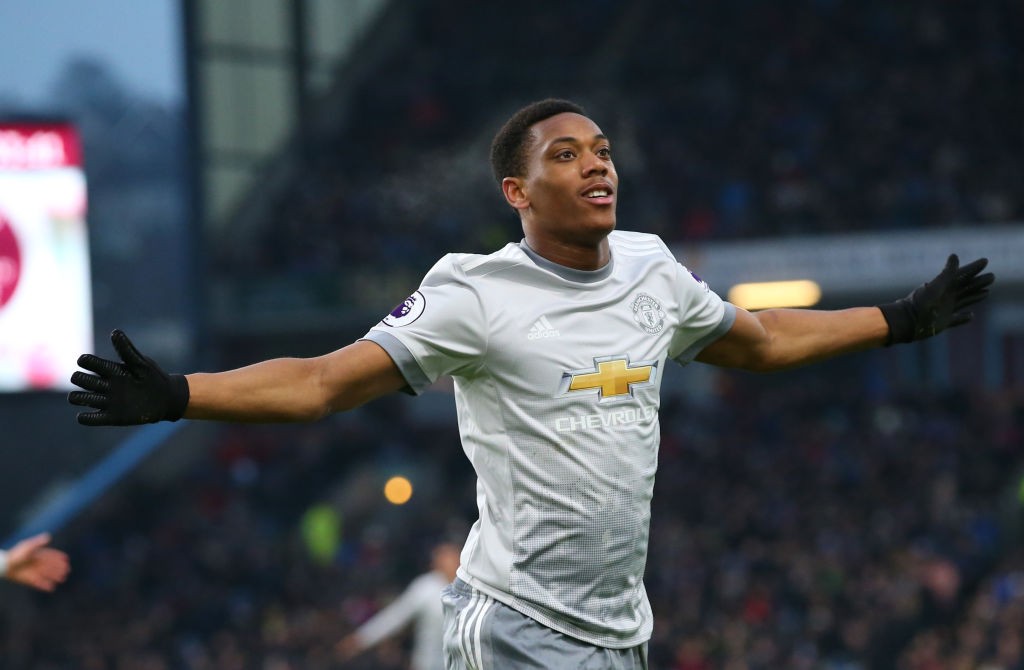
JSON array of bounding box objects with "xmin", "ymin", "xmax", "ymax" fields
[{"xmin": 560, "ymin": 356, "xmax": 658, "ymax": 402}]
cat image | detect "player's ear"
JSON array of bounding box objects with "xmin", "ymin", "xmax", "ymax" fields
[{"xmin": 502, "ymin": 176, "xmax": 529, "ymax": 211}]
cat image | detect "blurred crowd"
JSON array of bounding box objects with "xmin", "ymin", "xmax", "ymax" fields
[
  {"xmin": 216, "ymin": 0, "xmax": 1022, "ymax": 309},
  {"xmin": 2, "ymin": 358, "xmax": 1022, "ymax": 669},
  {"xmin": 648, "ymin": 368, "xmax": 1023, "ymax": 669}
]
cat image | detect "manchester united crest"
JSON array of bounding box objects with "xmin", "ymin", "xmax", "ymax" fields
[{"xmin": 631, "ymin": 293, "xmax": 665, "ymax": 334}]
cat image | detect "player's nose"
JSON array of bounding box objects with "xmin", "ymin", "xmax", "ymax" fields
[{"xmin": 580, "ymin": 150, "xmax": 608, "ymax": 176}]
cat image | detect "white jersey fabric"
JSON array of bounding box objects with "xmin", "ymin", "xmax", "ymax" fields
[
  {"xmin": 354, "ymin": 570, "xmax": 447, "ymax": 670},
  {"xmin": 363, "ymin": 231, "xmax": 735, "ymax": 648}
]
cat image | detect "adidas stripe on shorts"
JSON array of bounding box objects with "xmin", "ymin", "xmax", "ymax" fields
[{"xmin": 442, "ymin": 578, "xmax": 649, "ymax": 670}]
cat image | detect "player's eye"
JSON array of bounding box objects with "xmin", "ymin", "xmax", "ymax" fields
[
  {"xmin": 556, "ymin": 149, "xmax": 575, "ymax": 160},
  {"xmin": 596, "ymin": 146, "xmax": 612, "ymax": 158}
]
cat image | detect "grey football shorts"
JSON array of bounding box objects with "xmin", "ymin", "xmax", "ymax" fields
[{"xmin": 442, "ymin": 578, "xmax": 649, "ymax": 670}]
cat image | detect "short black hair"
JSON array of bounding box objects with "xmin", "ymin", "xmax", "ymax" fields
[{"xmin": 489, "ymin": 98, "xmax": 587, "ymax": 184}]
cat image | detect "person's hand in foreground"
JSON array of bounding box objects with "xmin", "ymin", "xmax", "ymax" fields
[{"xmin": 3, "ymin": 533, "xmax": 70, "ymax": 592}]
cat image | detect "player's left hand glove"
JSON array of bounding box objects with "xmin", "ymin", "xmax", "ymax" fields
[
  {"xmin": 68, "ymin": 329, "xmax": 189, "ymax": 426},
  {"xmin": 878, "ymin": 254, "xmax": 994, "ymax": 345}
]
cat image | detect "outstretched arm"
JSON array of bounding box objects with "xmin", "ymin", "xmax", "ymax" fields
[
  {"xmin": 185, "ymin": 340, "xmax": 407, "ymax": 422},
  {"xmin": 697, "ymin": 254, "xmax": 993, "ymax": 372},
  {"xmin": 69, "ymin": 332, "xmax": 408, "ymax": 425},
  {"xmin": 696, "ymin": 306, "xmax": 888, "ymax": 371},
  {"xmin": 1, "ymin": 533, "xmax": 70, "ymax": 592}
]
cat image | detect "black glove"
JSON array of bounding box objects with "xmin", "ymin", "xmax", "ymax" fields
[
  {"xmin": 878, "ymin": 254, "xmax": 994, "ymax": 345},
  {"xmin": 68, "ymin": 329, "xmax": 189, "ymax": 426}
]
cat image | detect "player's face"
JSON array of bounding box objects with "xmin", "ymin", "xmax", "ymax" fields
[{"xmin": 510, "ymin": 112, "xmax": 618, "ymax": 246}]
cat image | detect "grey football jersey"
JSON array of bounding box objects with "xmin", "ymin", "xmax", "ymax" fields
[{"xmin": 363, "ymin": 230, "xmax": 735, "ymax": 648}]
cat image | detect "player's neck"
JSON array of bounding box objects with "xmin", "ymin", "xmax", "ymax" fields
[{"xmin": 522, "ymin": 235, "xmax": 611, "ymax": 271}]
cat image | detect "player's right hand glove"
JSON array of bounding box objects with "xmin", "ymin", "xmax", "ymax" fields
[
  {"xmin": 68, "ymin": 329, "xmax": 189, "ymax": 426},
  {"xmin": 877, "ymin": 254, "xmax": 994, "ymax": 345}
]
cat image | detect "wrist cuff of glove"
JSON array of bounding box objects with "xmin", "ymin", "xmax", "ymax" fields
[
  {"xmin": 878, "ymin": 300, "xmax": 915, "ymax": 346},
  {"xmin": 166, "ymin": 374, "xmax": 190, "ymax": 421}
]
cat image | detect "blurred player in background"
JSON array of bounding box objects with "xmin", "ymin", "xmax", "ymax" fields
[
  {"xmin": 0, "ymin": 532, "xmax": 70, "ymax": 592},
  {"xmin": 69, "ymin": 99, "xmax": 993, "ymax": 669},
  {"xmin": 336, "ymin": 541, "xmax": 460, "ymax": 670}
]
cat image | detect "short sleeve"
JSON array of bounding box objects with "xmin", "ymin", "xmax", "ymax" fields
[
  {"xmin": 668, "ymin": 265, "xmax": 736, "ymax": 364},
  {"xmin": 362, "ymin": 254, "xmax": 487, "ymax": 394}
]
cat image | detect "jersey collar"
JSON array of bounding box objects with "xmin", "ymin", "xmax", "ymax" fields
[{"xmin": 518, "ymin": 240, "xmax": 614, "ymax": 284}]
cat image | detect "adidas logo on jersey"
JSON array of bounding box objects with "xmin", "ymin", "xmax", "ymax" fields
[{"xmin": 527, "ymin": 315, "xmax": 560, "ymax": 340}]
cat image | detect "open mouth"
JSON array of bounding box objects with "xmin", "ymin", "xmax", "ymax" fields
[{"xmin": 581, "ymin": 185, "xmax": 614, "ymax": 204}]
